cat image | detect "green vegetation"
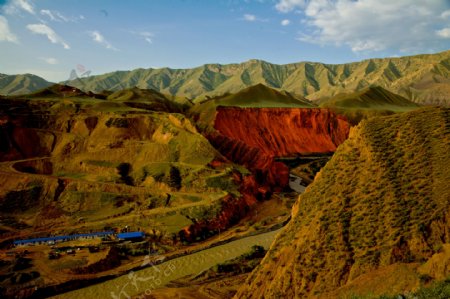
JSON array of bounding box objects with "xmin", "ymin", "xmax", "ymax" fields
[
  {"xmin": 106, "ymin": 87, "xmax": 188, "ymax": 110},
  {"xmin": 206, "ymin": 245, "xmax": 266, "ymax": 277},
  {"xmin": 319, "ymin": 86, "xmax": 421, "ymax": 124},
  {"xmin": 56, "ymin": 50, "xmax": 450, "ymax": 106},
  {"xmin": 0, "ymin": 73, "xmax": 53, "ymax": 96},
  {"xmin": 206, "ymin": 83, "xmax": 315, "ymax": 108},
  {"xmin": 351, "ymin": 276, "xmax": 450, "ymax": 299},
  {"xmin": 319, "ymin": 86, "xmax": 419, "ymax": 110}
]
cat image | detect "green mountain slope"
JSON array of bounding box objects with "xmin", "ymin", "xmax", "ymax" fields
[
  {"xmin": 63, "ymin": 50, "xmax": 450, "ymax": 106},
  {"xmin": 318, "ymin": 86, "xmax": 422, "ymax": 124},
  {"xmin": 106, "ymin": 87, "xmax": 188, "ymax": 112},
  {"xmin": 190, "ymin": 84, "xmax": 316, "ymax": 126},
  {"xmin": 205, "ymin": 83, "xmax": 315, "ymax": 108},
  {"xmin": 236, "ymin": 107, "xmax": 450, "ymax": 298},
  {"xmin": 0, "ymin": 73, "xmax": 53, "ymax": 96},
  {"xmin": 319, "ymin": 86, "xmax": 420, "ymax": 111}
]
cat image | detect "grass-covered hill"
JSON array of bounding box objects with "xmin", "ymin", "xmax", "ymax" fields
[
  {"xmin": 319, "ymin": 86, "xmax": 421, "ymax": 124},
  {"xmin": 204, "ymin": 83, "xmax": 315, "ymax": 108},
  {"xmin": 0, "ymin": 73, "xmax": 53, "ymax": 96},
  {"xmin": 105, "ymin": 87, "xmax": 190, "ymax": 112},
  {"xmin": 236, "ymin": 107, "xmax": 450, "ymax": 298},
  {"xmin": 60, "ymin": 50, "xmax": 450, "ymax": 106},
  {"xmin": 319, "ymin": 86, "xmax": 420, "ymax": 111}
]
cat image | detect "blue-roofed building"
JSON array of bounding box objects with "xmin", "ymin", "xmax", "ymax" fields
[
  {"xmin": 117, "ymin": 231, "xmax": 145, "ymax": 241},
  {"xmin": 13, "ymin": 231, "xmax": 115, "ymax": 246}
]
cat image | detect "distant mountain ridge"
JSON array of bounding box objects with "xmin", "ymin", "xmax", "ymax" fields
[
  {"xmin": 2, "ymin": 50, "xmax": 450, "ymax": 106},
  {"xmin": 0, "ymin": 73, "xmax": 53, "ymax": 96},
  {"xmin": 61, "ymin": 50, "xmax": 450, "ymax": 106}
]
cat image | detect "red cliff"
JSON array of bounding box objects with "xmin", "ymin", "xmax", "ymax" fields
[
  {"xmin": 214, "ymin": 107, "xmax": 350, "ymax": 156},
  {"xmin": 209, "ymin": 107, "xmax": 350, "ymax": 188}
]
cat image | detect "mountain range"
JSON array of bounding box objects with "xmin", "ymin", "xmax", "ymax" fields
[
  {"xmin": 0, "ymin": 73, "xmax": 53, "ymax": 96},
  {"xmin": 1, "ymin": 50, "xmax": 450, "ymax": 106}
]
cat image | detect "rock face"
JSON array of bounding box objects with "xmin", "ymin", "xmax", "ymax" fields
[
  {"xmin": 209, "ymin": 107, "xmax": 350, "ymax": 188},
  {"xmin": 236, "ymin": 107, "xmax": 450, "ymax": 298},
  {"xmin": 215, "ymin": 107, "xmax": 349, "ymax": 156}
]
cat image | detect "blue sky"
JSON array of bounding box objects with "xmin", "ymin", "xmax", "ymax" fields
[{"xmin": 1, "ymin": 0, "xmax": 450, "ymax": 82}]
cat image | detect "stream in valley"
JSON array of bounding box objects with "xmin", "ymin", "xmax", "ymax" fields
[{"xmin": 52, "ymin": 228, "xmax": 281, "ymax": 299}]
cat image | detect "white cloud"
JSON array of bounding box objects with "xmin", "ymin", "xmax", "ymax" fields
[
  {"xmin": 280, "ymin": 0, "xmax": 450, "ymax": 53},
  {"xmin": 129, "ymin": 30, "xmax": 154, "ymax": 44},
  {"xmin": 40, "ymin": 9, "xmax": 69, "ymax": 22},
  {"xmin": 441, "ymin": 10, "xmax": 450, "ymax": 19},
  {"xmin": 243, "ymin": 14, "xmax": 257, "ymax": 21},
  {"xmin": 26, "ymin": 23, "xmax": 70, "ymax": 49},
  {"xmin": 281, "ymin": 19, "xmax": 291, "ymax": 26},
  {"xmin": 40, "ymin": 9, "xmax": 84, "ymax": 22},
  {"xmin": 40, "ymin": 9, "xmax": 56, "ymax": 21},
  {"xmin": 16, "ymin": 0, "xmax": 34, "ymax": 14},
  {"xmin": 275, "ymin": 0, "xmax": 305, "ymax": 13},
  {"xmin": 436, "ymin": 28, "xmax": 450, "ymax": 39},
  {"xmin": 242, "ymin": 14, "xmax": 268, "ymax": 22},
  {"xmin": 89, "ymin": 30, "xmax": 118, "ymax": 50},
  {"xmin": 0, "ymin": 16, "xmax": 18, "ymax": 43},
  {"xmin": 139, "ymin": 31, "xmax": 153, "ymax": 44},
  {"xmin": 3, "ymin": 0, "xmax": 35, "ymax": 15},
  {"xmin": 40, "ymin": 57, "xmax": 58, "ymax": 65}
]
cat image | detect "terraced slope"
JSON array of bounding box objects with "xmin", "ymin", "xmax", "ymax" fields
[
  {"xmin": 0, "ymin": 96, "xmax": 256, "ymax": 242},
  {"xmin": 236, "ymin": 107, "xmax": 450, "ymax": 298},
  {"xmin": 62, "ymin": 50, "xmax": 450, "ymax": 105}
]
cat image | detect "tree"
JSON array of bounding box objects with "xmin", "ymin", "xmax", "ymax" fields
[
  {"xmin": 168, "ymin": 166, "xmax": 181, "ymax": 190},
  {"xmin": 117, "ymin": 162, "xmax": 134, "ymax": 186}
]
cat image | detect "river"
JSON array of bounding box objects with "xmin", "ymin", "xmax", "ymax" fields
[{"xmin": 52, "ymin": 229, "xmax": 281, "ymax": 299}]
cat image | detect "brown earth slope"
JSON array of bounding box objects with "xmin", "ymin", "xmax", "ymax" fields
[
  {"xmin": 0, "ymin": 96, "xmax": 258, "ymax": 243},
  {"xmin": 236, "ymin": 107, "xmax": 450, "ymax": 298}
]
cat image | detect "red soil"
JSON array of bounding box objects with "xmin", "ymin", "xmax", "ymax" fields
[{"xmin": 208, "ymin": 107, "xmax": 350, "ymax": 188}]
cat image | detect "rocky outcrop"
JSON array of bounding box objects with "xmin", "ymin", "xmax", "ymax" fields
[
  {"xmin": 209, "ymin": 107, "xmax": 350, "ymax": 188},
  {"xmin": 236, "ymin": 107, "xmax": 450, "ymax": 298}
]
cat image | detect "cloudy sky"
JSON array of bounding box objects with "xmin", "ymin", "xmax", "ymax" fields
[{"xmin": 1, "ymin": 0, "xmax": 450, "ymax": 82}]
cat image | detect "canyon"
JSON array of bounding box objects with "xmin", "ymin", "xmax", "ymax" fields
[
  {"xmin": 0, "ymin": 85, "xmax": 353, "ymax": 298},
  {"xmin": 208, "ymin": 107, "xmax": 350, "ymax": 188},
  {"xmin": 1, "ymin": 80, "xmax": 447, "ymax": 299}
]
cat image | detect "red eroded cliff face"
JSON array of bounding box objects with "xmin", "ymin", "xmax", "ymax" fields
[
  {"xmin": 214, "ymin": 107, "xmax": 350, "ymax": 156},
  {"xmin": 209, "ymin": 107, "xmax": 350, "ymax": 188}
]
